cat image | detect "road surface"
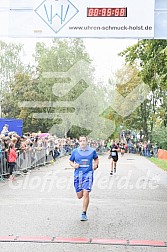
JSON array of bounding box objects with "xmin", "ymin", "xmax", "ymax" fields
[{"xmin": 0, "ymin": 152, "xmax": 167, "ymax": 251}]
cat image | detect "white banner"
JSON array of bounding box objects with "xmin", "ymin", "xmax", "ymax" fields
[{"xmin": 0, "ymin": 0, "xmax": 155, "ymax": 38}]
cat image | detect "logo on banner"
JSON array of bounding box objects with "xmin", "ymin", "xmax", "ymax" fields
[{"xmin": 34, "ymin": 0, "xmax": 79, "ymax": 34}]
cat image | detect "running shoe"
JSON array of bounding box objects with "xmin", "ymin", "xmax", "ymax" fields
[{"xmin": 80, "ymin": 213, "xmax": 88, "ymax": 221}]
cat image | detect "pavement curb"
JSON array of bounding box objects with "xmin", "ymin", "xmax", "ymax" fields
[{"xmin": 0, "ymin": 236, "xmax": 166, "ymax": 247}]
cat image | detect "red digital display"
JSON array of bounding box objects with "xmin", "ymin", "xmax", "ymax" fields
[{"xmin": 87, "ymin": 8, "xmax": 127, "ymax": 17}]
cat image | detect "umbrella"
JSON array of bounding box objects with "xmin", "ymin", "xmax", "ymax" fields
[{"xmin": 39, "ymin": 133, "xmax": 50, "ymax": 138}]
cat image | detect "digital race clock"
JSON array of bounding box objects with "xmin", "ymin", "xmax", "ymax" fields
[{"xmin": 87, "ymin": 8, "xmax": 127, "ymax": 17}]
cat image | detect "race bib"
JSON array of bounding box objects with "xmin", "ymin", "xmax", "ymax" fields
[
  {"xmin": 79, "ymin": 159, "xmax": 90, "ymax": 168},
  {"xmin": 111, "ymin": 152, "xmax": 116, "ymax": 156}
]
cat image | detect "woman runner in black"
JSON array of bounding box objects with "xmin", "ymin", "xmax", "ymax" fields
[{"xmin": 108, "ymin": 140, "xmax": 119, "ymax": 175}]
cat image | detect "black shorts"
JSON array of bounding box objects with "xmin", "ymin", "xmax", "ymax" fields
[
  {"xmin": 111, "ymin": 156, "xmax": 118, "ymax": 162},
  {"xmin": 110, "ymin": 151, "xmax": 118, "ymax": 161}
]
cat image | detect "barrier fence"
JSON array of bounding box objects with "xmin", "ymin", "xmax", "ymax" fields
[
  {"xmin": 158, "ymin": 149, "xmax": 167, "ymax": 162},
  {"xmin": 0, "ymin": 145, "xmax": 106, "ymax": 181},
  {"xmin": 0, "ymin": 147, "xmax": 56, "ymax": 180},
  {"xmin": 1, "ymin": 144, "xmax": 164, "ymax": 181}
]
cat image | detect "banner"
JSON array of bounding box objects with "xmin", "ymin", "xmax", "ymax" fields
[{"xmin": 0, "ymin": 0, "xmax": 155, "ymax": 38}]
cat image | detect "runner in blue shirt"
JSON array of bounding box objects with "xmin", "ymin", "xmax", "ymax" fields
[{"xmin": 69, "ymin": 136, "xmax": 99, "ymax": 221}]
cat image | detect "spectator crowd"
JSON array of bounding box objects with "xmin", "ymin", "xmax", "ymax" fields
[{"xmin": 0, "ymin": 124, "xmax": 158, "ymax": 180}]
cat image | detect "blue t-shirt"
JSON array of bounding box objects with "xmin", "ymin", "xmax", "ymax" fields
[
  {"xmin": 0, "ymin": 145, "xmax": 2, "ymax": 159},
  {"xmin": 69, "ymin": 146, "xmax": 98, "ymax": 177}
]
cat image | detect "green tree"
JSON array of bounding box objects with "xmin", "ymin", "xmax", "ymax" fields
[
  {"xmin": 0, "ymin": 40, "xmax": 24, "ymax": 117},
  {"xmin": 152, "ymin": 126, "xmax": 167, "ymax": 150},
  {"xmin": 119, "ymin": 39, "xmax": 167, "ymax": 140},
  {"xmin": 0, "ymin": 40, "xmax": 24, "ymax": 88},
  {"xmin": 3, "ymin": 39, "xmax": 100, "ymax": 136},
  {"xmin": 105, "ymin": 64, "xmax": 151, "ymax": 139}
]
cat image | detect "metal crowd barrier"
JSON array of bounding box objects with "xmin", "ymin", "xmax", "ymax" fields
[
  {"xmin": 0, "ymin": 144, "xmax": 106, "ymax": 181},
  {"xmin": 16, "ymin": 148, "xmax": 54, "ymax": 172},
  {"xmin": 0, "ymin": 151, "xmax": 8, "ymax": 181},
  {"xmin": 0, "ymin": 148, "xmax": 54, "ymax": 179}
]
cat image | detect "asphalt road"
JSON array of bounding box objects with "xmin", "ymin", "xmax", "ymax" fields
[{"xmin": 0, "ymin": 152, "xmax": 167, "ymax": 252}]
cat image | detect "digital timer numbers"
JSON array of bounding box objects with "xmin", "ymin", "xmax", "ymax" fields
[{"xmin": 87, "ymin": 8, "xmax": 127, "ymax": 17}]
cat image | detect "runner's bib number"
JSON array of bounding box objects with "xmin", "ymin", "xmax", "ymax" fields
[{"xmin": 111, "ymin": 152, "xmax": 116, "ymax": 156}]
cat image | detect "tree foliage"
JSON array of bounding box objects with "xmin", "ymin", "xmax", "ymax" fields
[
  {"xmin": 1, "ymin": 38, "xmax": 167, "ymax": 146},
  {"xmin": 0, "ymin": 41, "xmax": 24, "ymax": 91},
  {"xmin": 152, "ymin": 126, "xmax": 167, "ymax": 150},
  {"xmin": 118, "ymin": 40, "xmax": 167, "ymax": 143},
  {"xmin": 2, "ymin": 38, "xmax": 110, "ymax": 138}
]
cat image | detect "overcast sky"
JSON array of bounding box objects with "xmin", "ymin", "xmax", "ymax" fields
[
  {"xmin": 3, "ymin": 37, "xmax": 137, "ymax": 82},
  {"xmin": 84, "ymin": 38, "xmax": 137, "ymax": 81}
]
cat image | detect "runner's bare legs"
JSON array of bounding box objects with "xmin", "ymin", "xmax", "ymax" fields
[{"xmin": 77, "ymin": 190, "xmax": 89, "ymax": 212}]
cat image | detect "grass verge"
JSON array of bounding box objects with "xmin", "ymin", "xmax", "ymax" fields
[{"xmin": 149, "ymin": 157, "xmax": 167, "ymax": 171}]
